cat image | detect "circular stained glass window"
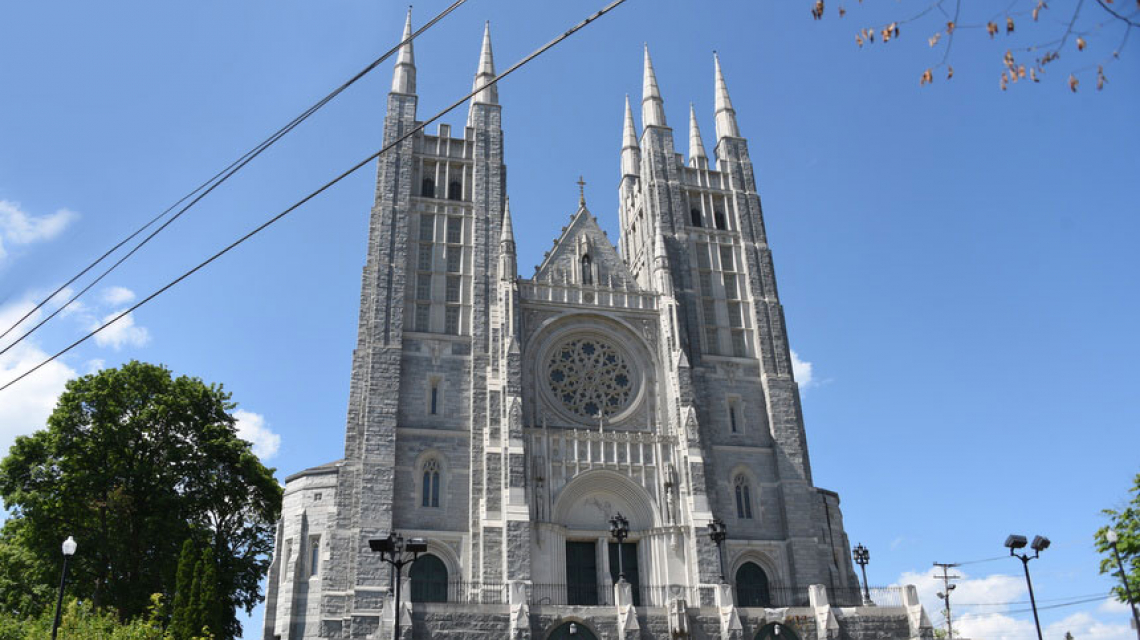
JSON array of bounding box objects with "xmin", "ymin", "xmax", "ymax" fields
[{"xmin": 546, "ymin": 337, "xmax": 638, "ymax": 420}]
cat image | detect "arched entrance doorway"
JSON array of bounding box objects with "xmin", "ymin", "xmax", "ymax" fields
[
  {"xmin": 755, "ymin": 622, "xmax": 800, "ymax": 640},
  {"xmin": 547, "ymin": 621, "xmax": 598, "ymax": 640},
  {"xmin": 735, "ymin": 562, "xmax": 771, "ymax": 607},
  {"xmin": 409, "ymin": 554, "xmax": 448, "ymax": 603}
]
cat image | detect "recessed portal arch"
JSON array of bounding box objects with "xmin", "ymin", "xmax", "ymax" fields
[{"xmin": 551, "ymin": 469, "xmax": 659, "ymax": 531}]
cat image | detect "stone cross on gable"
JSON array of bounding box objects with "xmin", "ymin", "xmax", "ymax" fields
[{"xmin": 577, "ymin": 175, "xmax": 586, "ymax": 206}]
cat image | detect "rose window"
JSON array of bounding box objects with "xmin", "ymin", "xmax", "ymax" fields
[{"xmin": 547, "ymin": 337, "xmax": 638, "ymax": 419}]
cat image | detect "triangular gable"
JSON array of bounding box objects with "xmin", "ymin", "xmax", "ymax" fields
[{"xmin": 533, "ymin": 204, "xmax": 639, "ymax": 289}]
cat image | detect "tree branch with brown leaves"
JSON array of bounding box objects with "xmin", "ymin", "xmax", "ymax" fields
[{"xmin": 813, "ymin": 0, "xmax": 1138, "ymax": 91}]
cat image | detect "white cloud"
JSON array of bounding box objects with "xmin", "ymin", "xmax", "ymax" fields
[
  {"xmin": 895, "ymin": 567, "xmax": 1135, "ymax": 640},
  {"xmin": 91, "ymin": 309, "xmax": 150, "ymax": 350},
  {"xmin": 85, "ymin": 359, "xmax": 106, "ymax": 374},
  {"xmin": 0, "ymin": 200, "xmax": 77, "ymax": 260},
  {"xmin": 790, "ymin": 349, "xmax": 815, "ymax": 390},
  {"xmin": 0, "ymin": 297, "xmax": 76, "ymax": 459},
  {"xmin": 233, "ymin": 410, "xmax": 281, "ymax": 460},
  {"xmin": 1045, "ymin": 611, "xmax": 1136, "ymax": 640},
  {"xmin": 100, "ymin": 286, "xmax": 136, "ymax": 306},
  {"xmin": 1098, "ymin": 596, "xmax": 1131, "ymax": 614}
]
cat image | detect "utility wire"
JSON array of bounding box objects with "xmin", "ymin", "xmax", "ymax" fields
[
  {"xmin": 954, "ymin": 592, "xmax": 1111, "ymax": 607},
  {"xmin": 0, "ymin": 0, "xmax": 631, "ymax": 394},
  {"xmin": 954, "ymin": 555, "xmax": 1010, "ymax": 566},
  {"xmin": 0, "ymin": 0, "xmax": 468, "ymax": 355}
]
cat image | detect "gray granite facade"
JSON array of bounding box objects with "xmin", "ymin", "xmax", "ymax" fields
[{"xmin": 262, "ymin": 16, "xmax": 932, "ymax": 640}]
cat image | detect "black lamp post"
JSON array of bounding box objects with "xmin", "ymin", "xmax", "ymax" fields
[
  {"xmin": 707, "ymin": 518, "xmax": 728, "ymax": 583},
  {"xmin": 369, "ymin": 532, "xmax": 428, "ymax": 640},
  {"xmin": 51, "ymin": 536, "xmax": 77, "ymax": 640},
  {"xmin": 609, "ymin": 512, "xmax": 630, "ymax": 582},
  {"xmin": 1005, "ymin": 534, "xmax": 1050, "ymax": 640},
  {"xmin": 1105, "ymin": 529, "xmax": 1140, "ymax": 639},
  {"xmin": 852, "ymin": 543, "xmax": 873, "ymax": 605}
]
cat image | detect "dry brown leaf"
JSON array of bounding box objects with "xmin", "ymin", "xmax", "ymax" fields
[
  {"xmin": 839, "ymin": 6, "xmax": 847, "ymax": 17},
  {"xmin": 987, "ymin": 22, "xmax": 999, "ymax": 38},
  {"xmin": 1097, "ymin": 65, "xmax": 1107, "ymax": 90},
  {"xmin": 929, "ymin": 32, "xmax": 942, "ymax": 47},
  {"xmin": 1001, "ymin": 71, "xmax": 1009, "ymax": 91},
  {"xmin": 856, "ymin": 33, "xmax": 865, "ymax": 47},
  {"xmin": 1077, "ymin": 37, "xmax": 1086, "ymax": 51},
  {"xmin": 1069, "ymin": 74, "xmax": 1079, "ymax": 92},
  {"xmin": 947, "ymin": 66, "xmax": 954, "ymax": 79},
  {"xmin": 812, "ymin": 0, "xmax": 825, "ymax": 20},
  {"xmin": 1030, "ymin": 67, "xmax": 1039, "ymax": 82},
  {"xmin": 1007, "ymin": 17, "xmax": 1015, "ymax": 33},
  {"xmin": 947, "ymin": 21, "xmax": 956, "ymax": 34},
  {"xmin": 920, "ymin": 68, "xmax": 934, "ymax": 85}
]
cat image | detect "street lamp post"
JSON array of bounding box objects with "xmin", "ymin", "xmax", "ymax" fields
[
  {"xmin": 852, "ymin": 543, "xmax": 873, "ymax": 605},
  {"xmin": 1105, "ymin": 529, "xmax": 1140, "ymax": 639},
  {"xmin": 369, "ymin": 532, "xmax": 428, "ymax": 640},
  {"xmin": 707, "ymin": 519, "xmax": 728, "ymax": 583},
  {"xmin": 609, "ymin": 513, "xmax": 630, "ymax": 582},
  {"xmin": 51, "ymin": 536, "xmax": 77, "ymax": 640},
  {"xmin": 1005, "ymin": 534, "xmax": 1050, "ymax": 640}
]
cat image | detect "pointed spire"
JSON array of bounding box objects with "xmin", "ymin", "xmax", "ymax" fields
[
  {"xmin": 472, "ymin": 21, "xmax": 498, "ymax": 105},
  {"xmin": 652, "ymin": 229, "xmax": 674, "ymax": 296},
  {"xmin": 642, "ymin": 45, "xmax": 667, "ymax": 127},
  {"xmin": 500, "ymin": 198, "xmax": 516, "ymax": 282},
  {"xmin": 688, "ymin": 104, "xmax": 707, "ymax": 167},
  {"xmin": 391, "ymin": 8, "xmax": 416, "ymax": 94},
  {"xmin": 500, "ymin": 197, "xmax": 515, "ymax": 245},
  {"xmin": 714, "ymin": 53, "xmax": 740, "ymax": 139},
  {"xmin": 621, "ymin": 95, "xmax": 641, "ymax": 177}
]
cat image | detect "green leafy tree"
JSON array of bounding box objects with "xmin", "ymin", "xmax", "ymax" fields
[
  {"xmin": 169, "ymin": 540, "xmax": 197, "ymax": 639},
  {"xmin": 1095, "ymin": 472, "xmax": 1140, "ymax": 607},
  {"xmin": 189, "ymin": 547, "xmax": 221, "ymax": 639},
  {"xmin": 0, "ymin": 361, "xmax": 282, "ymax": 638}
]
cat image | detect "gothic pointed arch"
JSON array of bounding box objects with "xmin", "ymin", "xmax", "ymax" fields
[
  {"xmin": 755, "ymin": 622, "xmax": 800, "ymax": 640},
  {"xmin": 551, "ymin": 469, "xmax": 660, "ymax": 531},
  {"xmin": 735, "ymin": 561, "xmax": 771, "ymax": 607},
  {"xmin": 409, "ymin": 554, "xmax": 448, "ymax": 603},
  {"xmin": 545, "ymin": 619, "xmax": 599, "ymax": 640}
]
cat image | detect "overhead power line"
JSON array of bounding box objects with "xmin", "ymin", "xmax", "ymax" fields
[
  {"xmin": 954, "ymin": 592, "xmax": 1111, "ymax": 607},
  {"xmin": 0, "ymin": 0, "xmax": 631, "ymax": 394},
  {"xmin": 0, "ymin": 0, "xmax": 469, "ymax": 356}
]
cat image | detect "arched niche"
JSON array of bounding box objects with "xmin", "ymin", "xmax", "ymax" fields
[{"xmin": 551, "ymin": 469, "xmax": 659, "ymax": 531}]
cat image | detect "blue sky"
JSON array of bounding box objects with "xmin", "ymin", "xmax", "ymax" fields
[{"xmin": 1, "ymin": 1, "xmax": 1138, "ymax": 638}]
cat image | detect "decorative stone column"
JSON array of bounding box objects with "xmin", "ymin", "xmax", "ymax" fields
[
  {"xmin": 668, "ymin": 597, "xmax": 690, "ymax": 638},
  {"xmin": 614, "ymin": 580, "xmax": 640, "ymax": 640},
  {"xmin": 714, "ymin": 582, "xmax": 744, "ymax": 639},
  {"xmin": 902, "ymin": 584, "xmax": 935, "ymax": 640},
  {"xmin": 809, "ymin": 584, "xmax": 839, "ymax": 640},
  {"xmin": 508, "ymin": 580, "xmax": 531, "ymax": 640}
]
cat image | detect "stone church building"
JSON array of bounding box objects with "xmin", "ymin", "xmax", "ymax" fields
[{"xmin": 263, "ymin": 12, "xmax": 933, "ymax": 640}]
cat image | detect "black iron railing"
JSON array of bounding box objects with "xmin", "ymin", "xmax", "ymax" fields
[
  {"xmin": 412, "ymin": 582, "xmax": 906, "ymax": 609},
  {"xmin": 528, "ymin": 582, "xmax": 616, "ymax": 606},
  {"xmin": 408, "ymin": 580, "xmax": 508, "ymax": 604},
  {"xmin": 827, "ymin": 586, "xmax": 905, "ymax": 608}
]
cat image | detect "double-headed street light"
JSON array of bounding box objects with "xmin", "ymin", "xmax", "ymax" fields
[
  {"xmin": 852, "ymin": 543, "xmax": 874, "ymax": 605},
  {"xmin": 369, "ymin": 532, "xmax": 428, "ymax": 640},
  {"xmin": 51, "ymin": 536, "xmax": 77, "ymax": 640},
  {"xmin": 1105, "ymin": 529, "xmax": 1140, "ymax": 639},
  {"xmin": 609, "ymin": 513, "xmax": 630, "ymax": 582},
  {"xmin": 707, "ymin": 518, "xmax": 728, "ymax": 583},
  {"xmin": 1005, "ymin": 534, "xmax": 1050, "ymax": 640}
]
